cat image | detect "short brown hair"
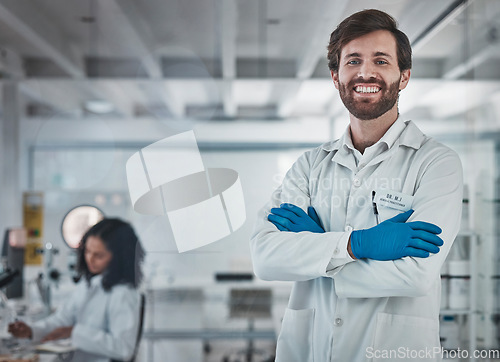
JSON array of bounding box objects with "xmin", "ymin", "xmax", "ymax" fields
[{"xmin": 327, "ymin": 9, "xmax": 412, "ymax": 72}]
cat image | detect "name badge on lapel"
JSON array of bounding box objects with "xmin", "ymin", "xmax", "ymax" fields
[{"xmin": 374, "ymin": 189, "xmax": 414, "ymax": 212}]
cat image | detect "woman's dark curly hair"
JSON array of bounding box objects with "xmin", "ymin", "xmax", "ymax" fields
[{"xmin": 77, "ymin": 218, "xmax": 145, "ymax": 291}]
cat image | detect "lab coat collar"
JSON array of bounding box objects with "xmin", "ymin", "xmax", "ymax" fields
[
  {"xmin": 322, "ymin": 119, "xmax": 425, "ymax": 171},
  {"xmin": 377, "ymin": 116, "xmax": 406, "ymax": 150},
  {"xmin": 398, "ymin": 120, "xmax": 426, "ymax": 150},
  {"xmin": 321, "ymin": 135, "xmax": 343, "ymax": 153},
  {"xmin": 358, "ymin": 117, "xmax": 406, "ymax": 167},
  {"xmin": 326, "ymin": 132, "xmax": 357, "ymax": 171},
  {"xmin": 89, "ymin": 274, "xmax": 103, "ymax": 288},
  {"xmin": 321, "ymin": 119, "xmax": 425, "ymax": 153}
]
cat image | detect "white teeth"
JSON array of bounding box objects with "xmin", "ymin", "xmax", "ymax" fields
[{"xmin": 355, "ymin": 86, "xmax": 380, "ymax": 93}]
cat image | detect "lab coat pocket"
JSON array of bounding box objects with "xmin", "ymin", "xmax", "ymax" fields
[
  {"xmin": 275, "ymin": 308, "xmax": 315, "ymax": 362},
  {"xmin": 371, "ymin": 313, "xmax": 440, "ymax": 362}
]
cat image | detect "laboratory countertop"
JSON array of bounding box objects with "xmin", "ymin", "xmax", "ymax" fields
[
  {"xmin": 0, "ymin": 354, "xmax": 58, "ymax": 362},
  {"xmin": 145, "ymin": 275, "xmax": 293, "ymax": 293},
  {"xmin": 0, "ymin": 336, "xmax": 64, "ymax": 362}
]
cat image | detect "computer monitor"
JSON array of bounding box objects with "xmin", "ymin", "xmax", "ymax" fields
[{"xmin": 2, "ymin": 228, "xmax": 26, "ymax": 298}]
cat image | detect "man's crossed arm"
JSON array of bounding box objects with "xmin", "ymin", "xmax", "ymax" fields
[{"xmin": 268, "ymin": 203, "xmax": 443, "ymax": 261}]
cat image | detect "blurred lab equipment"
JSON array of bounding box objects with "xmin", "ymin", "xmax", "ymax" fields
[
  {"xmin": 1, "ymin": 228, "xmax": 26, "ymax": 299},
  {"xmin": 33, "ymin": 205, "xmax": 104, "ymax": 316},
  {"xmin": 61, "ymin": 205, "xmax": 104, "ymax": 249},
  {"xmin": 61, "ymin": 204, "xmax": 104, "ymax": 282},
  {"xmin": 222, "ymin": 288, "xmax": 273, "ymax": 362}
]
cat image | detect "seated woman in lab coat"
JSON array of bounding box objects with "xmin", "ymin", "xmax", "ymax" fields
[{"xmin": 8, "ymin": 218, "xmax": 145, "ymax": 362}]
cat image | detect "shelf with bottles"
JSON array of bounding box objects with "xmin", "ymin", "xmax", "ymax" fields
[
  {"xmin": 439, "ymin": 227, "xmax": 478, "ymax": 362},
  {"xmin": 475, "ymin": 312, "xmax": 500, "ymax": 351},
  {"xmin": 438, "ymin": 187, "xmax": 477, "ymax": 314},
  {"xmin": 440, "ymin": 314, "xmax": 473, "ymax": 357},
  {"xmin": 440, "ymin": 309, "xmax": 472, "ymax": 316},
  {"xmin": 440, "ymin": 234, "xmax": 477, "ymax": 313}
]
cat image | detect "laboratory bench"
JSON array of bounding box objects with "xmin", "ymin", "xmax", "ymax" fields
[
  {"xmin": 2, "ymin": 274, "xmax": 292, "ymax": 362},
  {"xmin": 140, "ymin": 276, "xmax": 292, "ymax": 362}
]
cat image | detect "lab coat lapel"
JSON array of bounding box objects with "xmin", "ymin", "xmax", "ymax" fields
[
  {"xmin": 326, "ymin": 134, "xmax": 358, "ymax": 172},
  {"xmin": 399, "ymin": 120, "xmax": 426, "ymax": 149},
  {"xmin": 366, "ymin": 141, "xmax": 399, "ymax": 168},
  {"xmin": 331, "ymin": 147, "xmax": 357, "ymax": 172},
  {"xmin": 77, "ymin": 276, "xmax": 101, "ymax": 322},
  {"xmin": 365, "ymin": 120, "xmax": 426, "ymax": 168},
  {"xmin": 326, "ymin": 120, "xmax": 426, "ymax": 171}
]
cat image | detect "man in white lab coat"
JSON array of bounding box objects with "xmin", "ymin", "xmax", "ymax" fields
[{"xmin": 250, "ymin": 9, "xmax": 462, "ymax": 362}]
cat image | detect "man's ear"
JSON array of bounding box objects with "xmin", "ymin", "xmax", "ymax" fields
[
  {"xmin": 399, "ymin": 69, "xmax": 411, "ymax": 90},
  {"xmin": 331, "ymin": 70, "xmax": 339, "ymax": 90}
]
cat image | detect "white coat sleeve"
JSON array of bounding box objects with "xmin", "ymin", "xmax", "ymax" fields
[
  {"xmin": 71, "ymin": 286, "xmax": 140, "ymax": 361},
  {"xmin": 31, "ymin": 285, "xmax": 81, "ymax": 342},
  {"xmin": 332, "ymin": 149, "xmax": 463, "ymax": 298},
  {"xmin": 250, "ymin": 151, "xmax": 354, "ymax": 282}
]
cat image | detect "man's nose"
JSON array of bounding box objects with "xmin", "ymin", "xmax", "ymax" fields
[{"xmin": 358, "ymin": 62, "xmax": 377, "ymax": 79}]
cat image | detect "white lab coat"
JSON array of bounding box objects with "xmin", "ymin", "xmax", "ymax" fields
[
  {"xmin": 31, "ymin": 275, "xmax": 140, "ymax": 362},
  {"xmin": 251, "ymin": 119, "xmax": 463, "ymax": 362}
]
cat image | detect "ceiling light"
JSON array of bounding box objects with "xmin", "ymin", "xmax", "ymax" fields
[{"xmin": 84, "ymin": 100, "xmax": 115, "ymax": 114}]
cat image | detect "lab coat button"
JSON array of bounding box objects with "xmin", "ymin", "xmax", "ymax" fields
[
  {"xmin": 333, "ymin": 248, "xmax": 340, "ymax": 255},
  {"xmin": 345, "ymin": 225, "xmax": 353, "ymax": 232},
  {"xmin": 353, "ymin": 178, "xmax": 361, "ymax": 187},
  {"xmin": 335, "ymin": 318, "xmax": 343, "ymax": 326}
]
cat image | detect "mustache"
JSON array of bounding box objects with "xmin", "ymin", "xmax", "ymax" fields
[{"xmin": 347, "ymin": 78, "xmax": 385, "ymax": 88}]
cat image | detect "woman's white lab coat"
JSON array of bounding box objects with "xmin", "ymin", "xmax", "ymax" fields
[
  {"xmin": 251, "ymin": 119, "xmax": 463, "ymax": 361},
  {"xmin": 31, "ymin": 274, "xmax": 140, "ymax": 362}
]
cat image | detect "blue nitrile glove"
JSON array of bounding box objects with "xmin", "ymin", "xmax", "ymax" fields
[
  {"xmin": 350, "ymin": 209, "xmax": 443, "ymax": 260},
  {"xmin": 268, "ymin": 203, "xmax": 324, "ymax": 233}
]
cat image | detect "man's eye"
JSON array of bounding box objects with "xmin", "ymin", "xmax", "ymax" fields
[
  {"xmin": 348, "ymin": 60, "xmax": 360, "ymax": 65},
  {"xmin": 376, "ymin": 60, "xmax": 388, "ymax": 65}
]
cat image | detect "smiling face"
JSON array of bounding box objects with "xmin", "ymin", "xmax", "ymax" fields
[
  {"xmin": 331, "ymin": 30, "xmax": 410, "ymax": 121},
  {"xmin": 84, "ymin": 236, "xmax": 113, "ymax": 275}
]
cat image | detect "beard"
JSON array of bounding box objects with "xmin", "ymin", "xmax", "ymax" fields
[{"xmin": 338, "ymin": 77, "xmax": 401, "ymax": 120}]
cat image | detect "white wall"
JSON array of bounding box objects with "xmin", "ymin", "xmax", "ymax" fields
[
  {"xmin": 1, "ymin": 84, "xmax": 22, "ymax": 236},
  {"xmin": 19, "ymin": 114, "xmax": 332, "ymax": 283},
  {"xmin": 29, "ymin": 145, "xmax": 307, "ymax": 282}
]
